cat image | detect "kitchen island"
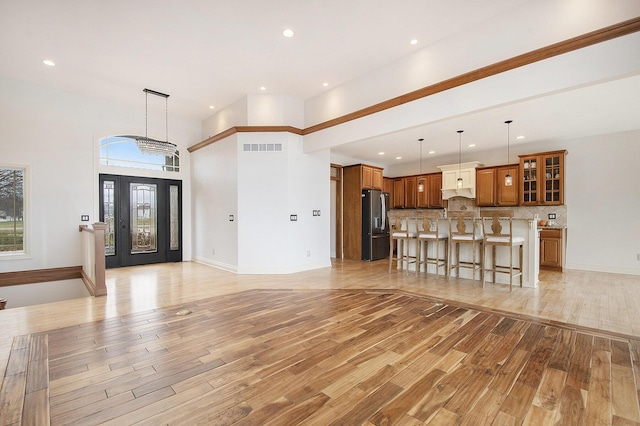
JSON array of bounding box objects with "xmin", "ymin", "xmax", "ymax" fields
[{"xmin": 390, "ymin": 210, "xmax": 539, "ymax": 288}]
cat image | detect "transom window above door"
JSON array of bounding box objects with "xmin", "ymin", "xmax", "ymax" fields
[{"xmin": 100, "ymin": 136, "xmax": 180, "ymax": 172}]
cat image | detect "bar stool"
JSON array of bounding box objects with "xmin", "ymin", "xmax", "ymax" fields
[
  {"xmin": 448, "ymin": 212, "xmax": 483, "ymax": 281},
  {"xmin": 389, "ymin": 213, "xmax": 417, "ymax": 273},
  {"xmin": 481, "ymin": 211, "xmax": 524, "ymax": 292},
  {"xmin": 416, "ymin": 212, "xmax": 448, "ymax": 276}
]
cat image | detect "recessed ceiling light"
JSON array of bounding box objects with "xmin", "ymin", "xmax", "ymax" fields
[
  {"xmin": 260, "ymin": 86, "xmax": 266, "ymax": 91},
  {"xmin": 282, "ymin": 29, "xmax": 294, "ymax": 38},
  {"xmin": 378, "ymin": 152, "xmax": 385, "ymax": 155},
  {"xmin": 322, "ymin": 82, "xmax": 329, "ymax": 87},
  {"xmin": 43, "ymin": 60, "xmax": 55, "ymax": 66},
  {"xmin": 516, "ymin": 135, "xmax": 525, "ymax": 140},
  {"xmin": 468, "ymin": 144, "xmax": 476, "ymax": 148},
  {"xmin": 428, "ymin": 150, "xmax": 435, "ymax": 154},
  {"xmin": 209, "ymin": 105, "xmax": 215, "ymax": 109},
  {"xmin": 396, "ymin": 156, "xmax": 402, "ymax": 160},
  {"xmin": 410, "ymin": 39, "xmax": 418, "ymax": 45}
]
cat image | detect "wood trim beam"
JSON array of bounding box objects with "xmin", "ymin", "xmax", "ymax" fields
[
  {"xmin": 187, "ymin": 125, "xmax": 303, "ymax": 153},
  {"xmin": 0, "ymin": 266, "xmax": 83, "ymax": 288},
  {"xmin": 187, "ymin": 16, "xmax": 640, "ymax": 153}
]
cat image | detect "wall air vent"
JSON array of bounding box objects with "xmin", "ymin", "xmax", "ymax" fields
[{"xmin": 242, "ymin": 143, "xmax": 283, "ymax": 152}]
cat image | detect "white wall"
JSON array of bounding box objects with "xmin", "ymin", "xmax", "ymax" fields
[
  {"xmin": 191, "ymin": 131, "xmax": 331, "ymax": 274},
  {"xmin": 0, "ymin": 77, "xmax": 200, "ymax": 274},
  {"xmin": 190, "ymin": 134, "xmax": 239, "ymax": 271}
]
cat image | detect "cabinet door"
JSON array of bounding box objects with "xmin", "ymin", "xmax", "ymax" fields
[
  {"xmin": 383, "ymin": 178, "xmax": 394, "ymax": 204},
  {"xmin": 428, "ymin": 174, "xmax": 443, "ymax": 208},
  {"xmin": 542, "ymin": 154, "xmax": 564, "ymax": 205},
  {"xmin": 496, "ymin": 166, "xmax": 519, "ymax": 206},
  {"xmin": 393, "ymin": 179, "xmax": 405, "ymax": 208},
  {"xmin": 372, "ymin": 168, "xmax": 383, "ymax": 190},
  {"xmin": 442, "ymin": 170, "xmax": 459, "ymax": 190},
  {"xmin": 404, "ymin": 177, "xmax": 417, "ymax": 208},
  {"xmin": 476, "ymin": 168, "xmax": 496, "ymax": 206},
  {"xmin": 362, "ymin": 166, "xmax": 373, "ymax": 189},
  {"xmin": 416, "ymin": 176, "xmax": 428, "ymax": 208},
  {"xmin": 520, "ymin": 156, "xmax": 539, "ymax": 205}
]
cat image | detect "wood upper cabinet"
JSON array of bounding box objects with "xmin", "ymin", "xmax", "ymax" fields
[
  {"xmin": 476, "ymin": 165, "xmax": 518, "ymax": 207},
  {"xmin": 396, "ymin": 173, "xmax": 443, "ymax": 209},
  {"xmin": 393, "ymin": 179, "xmax": 405, "ymax": 208},
  {"xmin": 361, "ymin": 165, "xmax": 384, "ymax": 190},
  {"xmin": 520, "ymin": 150, "xmax": 566, "ymax": 205},
  {"xmin": 476, "ymin": 168, "xmax": 497, "ymax": 206},
  {"xmin": 429, "ymin": 173, "xmax": 443, "ymax": 208},
  {"xmin": 372, "ymin": 168, "xmax": 383, "ymax": 190},
  {"xmin": 383, "ymin": 177, "xmax": 394, "ymax": 204},
  {"xmin": 404, "ymin": 177, "xmax": 417, "ymax": 209},
  {"xmin": 416, "ymin": 176, "xmax": 428, "ymax": 208},
  {"xmin": 496, "ymin": 165, "xmax": 519, "ymax": 206}
]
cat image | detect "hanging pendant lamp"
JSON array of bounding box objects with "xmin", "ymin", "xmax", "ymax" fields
[
  {"xmin": 417, "ymin": 138, "xmax": 425, "ymax": 193},
  {"xmin": 120, "ymin": 88, "xmax": 178, "ymax": 156},
  {"xmin": 504, "ymin": 120, "xmax": 513, "ymax": 186},
  {"xmin": 456, "ymin": 130, "xmax": 464, "ymax": 188}
]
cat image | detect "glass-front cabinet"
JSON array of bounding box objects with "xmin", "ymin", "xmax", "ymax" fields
[{"xmin": 519, "ymin": 150, "xmax": 567, "ymax": 206}]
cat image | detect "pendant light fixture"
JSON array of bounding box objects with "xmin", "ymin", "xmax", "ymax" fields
[
  {"xmin": 456, "ymin": 130, "xmax": 464, "ymax": 188},
  {"xmin": 120, "ymin": 88, "xmax": 178, "ymax": 156},
  {"xmin": 417, "ymin": 138, "xmax": 425, "ymax": 193},
  {"xmin": 504, "ymin": 120, "xmax": 513, "ymax": 186}
]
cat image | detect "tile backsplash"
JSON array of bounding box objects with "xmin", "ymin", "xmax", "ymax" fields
[{"xmin": 445, "ymin": 197, "xmax": 567, "ymax": 227}]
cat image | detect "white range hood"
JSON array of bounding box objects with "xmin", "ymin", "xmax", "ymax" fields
[{"xmin": 438, "ymin": 161, "xmax": 483, "ymax": 200}]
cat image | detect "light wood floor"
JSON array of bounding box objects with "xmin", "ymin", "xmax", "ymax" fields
[{"xmin": 1, "ymin": 260, "xmax": 639, "ymax": 424}]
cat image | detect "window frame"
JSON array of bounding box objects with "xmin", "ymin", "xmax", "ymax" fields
[{"xmin": 0, "ymin": 163, "xmax": 30, "ymax": 259}]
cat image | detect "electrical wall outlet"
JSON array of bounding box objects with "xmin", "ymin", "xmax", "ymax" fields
[
  {"xmin": 637, "ymin": 253, "xmax": 640, "ymax": 261},
  {"xmin": 548, "ymin": 213, "xmax": 556, "ymax": 219},
  {"xmin": 212, "ymin": 249, "xmax": 215, "ymax": 255},
  {"xmin": 229, "ymin": 215, "xmax": 234, "ymax": 221},
  {"xmin": 307, "ymin": 250, "xmax": 311, "ymax": 257}
]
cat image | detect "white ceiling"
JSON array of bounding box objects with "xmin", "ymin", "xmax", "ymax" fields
[{"xmin": 1, "ymin": 1, "xmax": 639, "ymax": 166}]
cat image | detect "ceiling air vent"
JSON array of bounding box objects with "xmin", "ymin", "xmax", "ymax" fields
[{"xmin": 243, "ymin": 143, "xmax": 283, "ymax": 152}]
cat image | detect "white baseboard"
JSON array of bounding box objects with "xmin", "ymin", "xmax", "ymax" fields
[
  {"xmin": 192, "ymin": 256, "xmax": 238, "ymax": 273},
  {"xmin": 192, "ymin": 257, "xmax": 332, "ymax": 275},
  {"xmin": 566, "ymin": 263, "xmax": 640, "ymax": 276}
]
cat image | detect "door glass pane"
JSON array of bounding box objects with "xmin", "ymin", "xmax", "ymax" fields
[
  {"xmin": 103, "ymin": 180, "xmax": 116, "ymax": 256},
  {"xmin": 130, "ymin": 183, "xmax": 157, "ymax": 254},
  {"xmin": 170, "ymin": 185, "xmax": 179, "ymax": 250}
]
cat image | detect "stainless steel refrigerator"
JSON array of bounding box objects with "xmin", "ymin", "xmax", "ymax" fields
[{"xmin": 362, "ymin": 189, "xmax": 390, "ymax": 261}]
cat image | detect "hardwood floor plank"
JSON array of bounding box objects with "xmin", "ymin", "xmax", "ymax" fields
[
  {"xmin": 556, "ymin": 384, "xmax": 587, "ymax": 425},
  {"xmin": 21, "ymin": 387, "xmax": 49, "ymax": 426},
  {"xmin": 328, "ymin": 381, "xmax": 403, "ymax": 426},
  {"xmin": 566, "ymin": 332, "xmax": 594, "ymax": 390},
  {"xmin": 612, "ymin": 363, "xmax": 640, "ymax": 422}
]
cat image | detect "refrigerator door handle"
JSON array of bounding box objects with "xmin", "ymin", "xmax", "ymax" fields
[{"xmin": 380, "ymin": 192, "xmax": 386, "ymax": 231}]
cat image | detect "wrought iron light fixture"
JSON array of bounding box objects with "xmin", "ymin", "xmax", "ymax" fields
[
  {"xmin": 457, "ymin": 130, "xmax": 464, "ymax": 188},
  {"xmin": 121, "ymin": 88, "xmax": 178, "ymax": 156},
  {"xmin": 504, "ymin": 120, "xmax": 513, "ymax": 186},
  {"xmin": 418, "ymin": 138, "xmax": 425, "ymax": 193}
]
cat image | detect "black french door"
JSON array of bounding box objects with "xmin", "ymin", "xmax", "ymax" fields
[{"xmin": 99, "ymin": 174, "xmax": 182, "ymax": 268}]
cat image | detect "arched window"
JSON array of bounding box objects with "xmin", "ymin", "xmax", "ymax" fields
[{"xmin": 99, "ymin": 136, "xmax": 180, "ymax": 172}]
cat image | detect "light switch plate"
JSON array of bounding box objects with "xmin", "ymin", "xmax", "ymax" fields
[
  {"xmin": 548, "ymin": 213, "xmax": 556, "ymax": 219},
  {"xmin": 81, "ymin": 215, "xmax": 89, "ymax": 221},
  {"xmin": 290, "ymin": 214, "xmax": 298, "ymax": 221}
]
